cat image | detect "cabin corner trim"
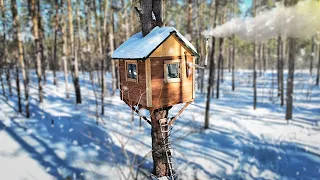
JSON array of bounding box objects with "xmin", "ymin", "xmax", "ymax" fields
[{"xmin": 145, "ymin": 59, "xmax": 152, "ymax": 107}]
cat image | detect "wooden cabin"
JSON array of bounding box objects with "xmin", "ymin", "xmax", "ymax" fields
[{"xmin": 112, "ymin": 27, "xmax": 200, "ymax": 110}]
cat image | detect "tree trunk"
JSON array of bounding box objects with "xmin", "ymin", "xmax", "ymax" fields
[
  {"xmin": 1, "ymin": 7, "xmax": 7, "ymax": 98},
  {"xmin": 263, "ymin": 43, "xmax": 266, "ymax": 72},
  {"xmin": 37, "ymin": 1, "xmax": 47, "ymax": 85},
  {"xmin": 53, "ymin": 0, "xmax": 59, "ymax": 85},
  {"xmin": 285, "ymin": 38, "xmax": 296, "ymax": 120},
  {"xmin": 310, "ymin": 37, "xmax": 315, "ymax": 76},
  {"xmin": 5, "ymin": 68, "xmax": 12, "ymax": 96},
  {"xmin": 150, "ymin": 108, "xmax": 173, "ymax": 177},
  {"xmin": 61, "ymin": 0, "xmax": 70, "ymax": 99},
  {"xmin": 316, "ymin": 43, "xmax": 320, "ymax": 86},
  {"xmin": 31, "ymin": 0, "xmax": 43, "ymax": 103},
  {"xmin": 0, "ymin": 68, "xmax": 6, "ymax": 98},
  {"xmin": 109, "ymin": 9, "xmax": 117, "ymax": 96},
  {"xmin": 280, "ymin": 37, "xmax": 285, "ymax": 106},
  {"xmin": 15, "ymin": 63, "xmax": 22, "ymax": 113},
  {"xmin": 284, "ymin": 0, "xmax": 298, "ymax": 121},
  {"xmin": 12, "ymin": 0, "xmax": 30, "ymax": 117},
  {"xmin": 216, "ymin": 38, "xmax": 223, "ymax": 99},
  {"xmin": 187, "ymin": 0, "xmax": 192, "ymax": 35},
  {"xmin": 232, "ymin": 35, "xmax": 235, "ymax": 91},
  {"xmin": 68, "ymin": 0, "xmax": 81, "ymax": 104},
  {"xmin": 205, "ymin": 0, "xmax": 219, "ymax": 129},
  {"xmin": 253, "ymin": 0, "xmax": 257, "ymax": 110},
  {"xmin": 277, "ymin": 36, "xmax": 281, "ymax": 97}
]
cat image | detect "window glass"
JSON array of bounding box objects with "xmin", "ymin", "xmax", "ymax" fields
[
  {"xmin": 127, "ymin": 63, "xmax": 137, "ymax": 79},
  {"xmin": 166, "ymin": 63, "xmax": 180, "ymax": 79}
]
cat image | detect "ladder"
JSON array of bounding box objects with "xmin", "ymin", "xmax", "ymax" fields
[{"xmin": 159, "ymin": 118, "xmax": 175, "ymax": 179}]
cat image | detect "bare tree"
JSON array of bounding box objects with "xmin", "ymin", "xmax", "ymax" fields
[
  {"xmin": 205, "ymin": 0, "xmax": 219, "ymax": 129},
  {"xmin": 31, "ymin": 0, "xmax": 43, "ymax": 103},
  {"xmin": 52, "ymin": 0, "xmax": 59, "ymax": 85},
  {"xmin": 285, "ymin": 0, "xmax": 298, "ymax": 120},
  {"xmin": 11, "ymin": 0, "xmax": 30, "ymax": 117},
  {"xmin": 68, "ymin": 0, "xmax": 81, "ymax": 104},
  {"xmin": 253, "ymin": 0, "xmax": 257, "ymax": 110},
  {"xmin": 316, "ymin": 43, "xmax": 320, "ymax": 86},
  {"xmin": 61, "ymin": 0, "xmax": 70, "ymax": 99}
]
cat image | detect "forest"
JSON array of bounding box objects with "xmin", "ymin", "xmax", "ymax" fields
[{"xmin": 0, "ymin": 0, "xmax": 319, "ymax": 179}]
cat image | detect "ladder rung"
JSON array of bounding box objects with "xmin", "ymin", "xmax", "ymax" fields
[{"xmin": 159, "ymin": 118, "xmax": 167, "ymax": 124}]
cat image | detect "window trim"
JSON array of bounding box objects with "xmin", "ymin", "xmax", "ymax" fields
[
  {"xmin": 164, "ymin": 59, "xmax": 181, "ymax": 83},
  {"xmin": 125, "ymin": 60, "xmax": 138, "ymax": 82}
]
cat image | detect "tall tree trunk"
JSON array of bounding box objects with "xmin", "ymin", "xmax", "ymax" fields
[
  {"xmin": 61, "ymin": 0, "xmax": 70, "ymax": 99},
  {"xmin": 285, "ymin": 0, "xmax": 298, "ymax": 120},
  {"xmin": 187, "ymin": 0, "xmax": 192, "ymax": 35},
  {"xmin": 277, "ymin": 36, "xmax": 281, "ymax": 97},
  {"xmin": 5, "ymin": 68, "xmax": 12, "ymax": 96},
  {"xmin": 310, "ymin": 37, "xmax": 315, "ymax": 76},
  {"xmin": 68, "ymin": 0, "xmax": 81, "ymax": 104},
  {"xmin": 285, "ymin": 38, "xmax": 296, "ymax": 120},
  {"xmin": 1, "ymin": 7, "xmax": 7, "ymax": 98},
  {"xmin": 263, "ymin": 43, "xmax": 266, "ymax": 72},
  {"xmin": 253, "ymin": 0, "xmax": 257, "ymax": 110},
  {"xmin": 15, "ymin": 63, "xmax": 22, "ymax": 113},
  {"xmin": 205, "ymin": 0, "xmax": 219, "ymax": 129},
  {"xmin": 316, "ymin": 43, "xmax": 320, "ymax": 86},
  {"xmin": 109, "ymin": 8, "xmax": 117, "ymax": 96},
  {"xmin": 216, "ymin": 38, "xmax": 223, "ymax": 99},
  {"xmin": 37, "ymin": 1, "xmax": 46, "ymax": 85},
  {"xmin": 52, "ymin": 0, "xmax": 59, "ymax": 85},
  {"xmin": 12, "ymin": 0, "xmax": 30, "ymax": 117},
  {"xmin": 280, "ymin": 37, "xmax": 285, "ymax": 106},
  {"xmin": 31, "ymin": 0, "xmax": 43, "ymax": 103},
  {"xmin": 150, "ymin": 108, "xmax": 173, "ymax": 177},
  {"xmin": 232, "ymin": 35, "xmax": 235, "ymax": 91}
]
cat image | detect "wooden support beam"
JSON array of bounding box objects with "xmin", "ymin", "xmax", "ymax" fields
[{"xmin": 168, "ymin": 101, "xmax": 191, "ymax": 126}]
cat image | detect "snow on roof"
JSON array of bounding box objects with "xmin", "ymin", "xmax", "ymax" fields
[{"xmin": 112, "ymin": 26, "xmax": 199, "ymax": 60}]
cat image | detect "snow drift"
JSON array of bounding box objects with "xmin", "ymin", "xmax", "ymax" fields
[{"xmin": 203, "ymin": 0, "xmax": 320, "ymax": 42}]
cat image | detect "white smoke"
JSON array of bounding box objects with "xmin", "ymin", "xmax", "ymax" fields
[{"xmin": 202, "ymin": 0, "xmax": 320, "ymax": 42}]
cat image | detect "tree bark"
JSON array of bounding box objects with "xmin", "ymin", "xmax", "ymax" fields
[
  {"xmin": 150, "ymin": 108, "xmax": 173, "ymax": 177},
  {"xmin": 253, "ymin": 0, "xmax": 257, "ymax": 110},
  {"xmin": 285, "ymin": 38, "xmax": 296, "ymax": 120},
  {"xmin": 232, "ymin": 35, "xmax": 235, "ymax": 91},
  {"xmin": 280, "ymin": 37, "xmax": 285, "ymax": 106},
  {"xmin": 284, "ymin": 0, "xmax": 298, "ymax": 120},
  {"xmin": 52, "ymin": 0, "xmax": 59, "ymax": 85},
  {"xmin": 205, "ymin": 0, "xmax": 219, "ymax": 129},
  {"xmin": 12, "ymin": 0, "xmax": 30, "ymax": 117},
  {"xmin": 37, "ymin": 1, "xmax": 47, "ymax": 85},
  {"xmin": 68, "ymin": 0, "xmax": 81, "ymax": 104},
  {"xmin": 61, "ymin": 0, "xmax": 70, "ymax": 99},
  {"xmin": 109, "ymin": 8, "xmax": 117, "ymax": 96},
  {"xmin": 316, "ymin": 43, "xmax": 320, "ymax": 86},
  {"xmin": 216, "ymin": 38, "xmax": 224, "ymax": 99},
  {"xmin": 31, "ymin": 0, "xmax": 43, "ymax": 103},
  {"xmin": 310, "ymin": 37, "xmax": 315, "ymax": 76},
  {"xmin": 187, "ymin": 0, "xmax": 192, "ymax": 35}
]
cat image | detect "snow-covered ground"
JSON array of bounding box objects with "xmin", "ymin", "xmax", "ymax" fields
[{"xmin": 0, "ymin": 69, "xmax": 319, "ymax": 180}]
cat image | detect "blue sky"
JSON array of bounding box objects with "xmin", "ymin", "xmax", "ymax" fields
[{"xmin": 240, "ymin": 0, "xmax": 253, "ymax": 16}]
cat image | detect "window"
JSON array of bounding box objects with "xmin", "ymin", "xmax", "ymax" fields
[
  {"xmin": 164, "ymin": 60, "xmax": 181, "ymax": 83},
  {"xmin": 126, "ymin": 61, "xmax": 138, "ymax": 82}
]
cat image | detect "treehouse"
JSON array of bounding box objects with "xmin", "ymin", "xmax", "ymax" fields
[{"xmin": 112, "ymin": 27, "xmax": 199, "ymax": 110}]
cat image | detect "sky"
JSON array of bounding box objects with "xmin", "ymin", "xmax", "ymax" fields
[{"xmin": 241, "ymin": 0, "xmax": 253, "ymax": 16}]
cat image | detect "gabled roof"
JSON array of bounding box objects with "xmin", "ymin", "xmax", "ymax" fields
[{"xmin": 111, "ymin": 26, "xmax": 199, "ymax": 60}]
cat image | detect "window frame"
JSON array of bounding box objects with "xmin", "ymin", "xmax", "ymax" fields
[
  {"xmin": 164, "ymin": 59, "xmax": 181, "ymax": 83},
  {"xmin": 125, "ymin": 60, "xmax": 138, "ymax": 82}
]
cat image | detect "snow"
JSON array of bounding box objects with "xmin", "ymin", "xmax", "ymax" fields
[
  {"xmin": 112, "ymin": 26, "xmax": 198, "ymax": 59},
  {"xmin": 203, "ymin": 0, "xmax": 320, "ymax": 42},
  {"xmin": 0, "ymin": 70, "xmax": 320, "ymax": 179}
]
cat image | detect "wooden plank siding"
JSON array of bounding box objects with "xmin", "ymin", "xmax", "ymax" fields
[
  {"xmin": 150, "ymin": 56, "xmax": 194, "ymax": 108},
  {"xmin": 119, "ymin": 60, "xmax": 148, "ymax": 107}
]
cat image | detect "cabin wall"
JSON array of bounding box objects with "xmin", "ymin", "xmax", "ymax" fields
[
  {"xmin": 150, "ymin": 35, "xmax": 193, "ymax": 58},
  {"xmin": 150, "ymin": 52, "xmax": 195, "ymax": 108},
  {"xmin": 119, "ymin": 60, "xmax": 147, "ymax": 107}
]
